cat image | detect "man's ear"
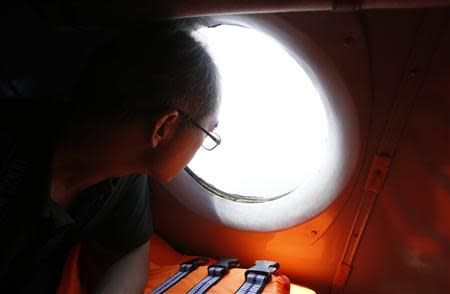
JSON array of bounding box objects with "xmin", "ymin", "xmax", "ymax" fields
[{"xmin": 150, "ymin": 110, "xmax": 180, "ymax": 148}]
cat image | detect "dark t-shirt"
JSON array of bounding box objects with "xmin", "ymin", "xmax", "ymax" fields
[{"xmin": 0, "ymin": 99, "xmax": 152, "ymax": 292}]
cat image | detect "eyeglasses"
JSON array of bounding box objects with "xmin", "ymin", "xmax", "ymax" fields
[{"xmin": 177, "ymin": 110, "xmax": 221, "ymax": 151}]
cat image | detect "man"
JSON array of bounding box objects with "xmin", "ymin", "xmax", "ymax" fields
[{"xmin": 0, "ymin": 21, "xmax": 221, "ymax": 292}]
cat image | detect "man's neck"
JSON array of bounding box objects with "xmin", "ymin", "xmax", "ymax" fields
[
  {"xmin": 50, "ymin": 152, "xmax": 109, "ymax": 208},
  {"xmin": 50, "ymin": 122, "xmax": 145, "ymax": 208}
]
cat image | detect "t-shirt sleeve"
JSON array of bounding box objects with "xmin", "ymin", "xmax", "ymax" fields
[{"xmin": 92, "ymin": 174, "xmax": 153, "ymax": 253}]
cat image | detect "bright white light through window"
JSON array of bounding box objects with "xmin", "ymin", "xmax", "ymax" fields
[{"xmin": 188, "ymin": 25, "xmax": 328, "ymax": 199}]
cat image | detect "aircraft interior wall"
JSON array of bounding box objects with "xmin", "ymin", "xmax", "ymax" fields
[{"xmin": 150, "ymin": 9, "xmax": 450, "ymax": 294}]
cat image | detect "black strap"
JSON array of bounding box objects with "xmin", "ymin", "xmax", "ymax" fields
[
  {"xmin": 150, "ymin": 257, "xmax": 208, "ymax": 294},
  {"xmin": 235, "ymin": 260, "xmax": 279, "ymax": 294},
  {"xmin": 187, "ymin": 258, "xmax": 239, "ymax": 294}
]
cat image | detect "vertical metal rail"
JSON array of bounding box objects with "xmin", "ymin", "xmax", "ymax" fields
[{"xmin": 330, "ymin": 9, "xmax": 449, "ymax": 293}]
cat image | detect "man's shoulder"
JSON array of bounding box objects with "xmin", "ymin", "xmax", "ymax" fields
[
  {"xmin": 109, "ymin": 174, "xmax": 150, "ymax": 214},
  {"xmin": 87, "ymin": 173, "xmax": 152, "ymax": 253}
]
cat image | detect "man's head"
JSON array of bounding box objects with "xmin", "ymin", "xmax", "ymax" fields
[{"xmin": 69, "ymin": 20, "xmax": 221, "ymax": 182}]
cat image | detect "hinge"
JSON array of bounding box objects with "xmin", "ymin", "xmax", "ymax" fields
[{"xmin": 363, "ymin": 154, "xmax": 392, "ymax": 193}]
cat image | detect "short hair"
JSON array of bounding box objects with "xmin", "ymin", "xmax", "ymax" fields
[{"xmin": 70, "ymin": 20, "xmax": 220, "ymax": 124}]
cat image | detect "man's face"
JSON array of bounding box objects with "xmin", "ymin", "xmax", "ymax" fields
[{"xmin": 148, "ymin": 105, "xmax": 220, "ymax": 182}]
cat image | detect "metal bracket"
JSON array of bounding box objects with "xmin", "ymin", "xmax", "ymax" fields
[{"xmin": 364, "ymin": 154, "xmax": 392, "ymax": 193}]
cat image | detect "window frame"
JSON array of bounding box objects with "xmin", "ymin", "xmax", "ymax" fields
[{"xmin": 164, "ymin": 14, "xmax": 361, "ymax": 233}]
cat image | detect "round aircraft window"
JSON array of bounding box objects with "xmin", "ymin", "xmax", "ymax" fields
[
  {"xmin": 166, "ymin": 18, "xmax": 359, "ymax": 232},
  {"xmin": 188, "ymin": 25, "xmax": 328, "ymax": 202}
]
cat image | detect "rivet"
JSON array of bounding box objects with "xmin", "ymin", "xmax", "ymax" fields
[
  {"xmin": 344, "ymin": 36, "xmax": 354, "ymax": 47},
  {"xmin": 311, "ymin": 230, "xmax": 318, "ymax": 237},
  {"xmin": 409, "ymin": 69, "xmax": 418, "ymax": 79}
]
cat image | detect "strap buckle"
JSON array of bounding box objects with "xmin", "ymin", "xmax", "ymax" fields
[
  {"xmin": 209, "ymin": 258, "xmax": 239, "ymax": 271},
  {"xmin": 245, "ymin": 260, "xmax": 279, "ymax": 278},
  {"xmin": 180, "ymin": 257, "xmax": 209, "ymax": 272}
]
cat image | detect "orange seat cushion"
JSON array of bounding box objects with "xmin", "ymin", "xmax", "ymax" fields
[{"xmin": 58, "ymin": 234, "xmax": 291, "ymax": 294}]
